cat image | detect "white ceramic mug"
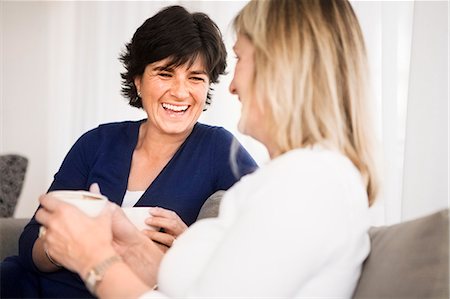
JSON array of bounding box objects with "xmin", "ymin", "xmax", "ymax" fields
[
  {"xmin": 48, "ymin": 190, "xmax": 108, "ymax": 217},
  {"xmin": 122, "ymin": 207, "xmax": 157, "ymax": 231}
]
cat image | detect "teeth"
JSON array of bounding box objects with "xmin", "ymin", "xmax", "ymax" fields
[{"xmin": 162, "ymin": 103, "xmax": 188, "ymax": 112}]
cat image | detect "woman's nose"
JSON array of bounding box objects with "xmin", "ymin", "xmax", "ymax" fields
[{"xmin": 170, "ymin": 79, "xmax": 189, "ymax": 99}]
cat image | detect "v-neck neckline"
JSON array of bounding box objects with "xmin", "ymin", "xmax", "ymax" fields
[{"xmin": 123, "ymin": 120, "xmax": 198, "ymax": 207}]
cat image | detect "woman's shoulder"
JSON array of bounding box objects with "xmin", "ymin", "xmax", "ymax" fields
[
  {"xmin": 229, "ymin": 147, "xmax": 368, "ymax": 223},
  {"xmin": 194, "ymin": 122, "xmax": 231, "ymax": 135},
  {"xmin": 272, "ymin": 147, "xmax": 359, "ymax": 176},
  {"xmin": 80, "ymin": 119, "xmax": 144, "ymax": 138},
  {"xmin": 96, "ymin": 119, "xmax": 144, "ymax": 132},
  {"xmin": 72, "ymin": 120, "xmax": 143, "ymax": 148},
  {"xmin": 192, "ymin": 122, "xmax": 236, "ymax": 143},
  {"xmin": 252, "ymin": 147, "xmax": 365, "ymax": 198}
]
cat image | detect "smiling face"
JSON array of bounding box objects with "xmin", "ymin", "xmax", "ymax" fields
[{"xmin": 134, "ymin": 57, "xmax": 209, "ymax": 137}]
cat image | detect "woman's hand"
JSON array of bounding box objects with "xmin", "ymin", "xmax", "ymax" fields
[
  {"xmin": 35, "ymin": 194, "xmax": 117, "ymax": 276},
  {"xmin": 110, "ymin": 206, "xmax": 144, "ymax": 255},
  {"xmin": 142, "ymin": 207, "xmax": 188, "ymax": 252},
  {"xmin": 109, "ymin": 206, "xmax": 163, "ymax": 286}
]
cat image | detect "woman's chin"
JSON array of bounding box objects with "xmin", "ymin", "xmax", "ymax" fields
[
  {"xmin": 237, "ymin": 121, "xmax": 247, "ymax": 136},
  {"xmin": 237, "ymin": 122, "xmax": 256, "ymax": 140}
]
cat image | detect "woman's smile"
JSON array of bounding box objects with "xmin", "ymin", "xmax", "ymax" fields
[{"xmin": 135, "ymin": 57, "xmax": 209, "ymax": 136}]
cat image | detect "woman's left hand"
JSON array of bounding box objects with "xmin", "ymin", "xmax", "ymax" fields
[
  {"xmin": 35, "ymin": 194, "xmax": 117, "ymax": 276},
  {"xmin": 142, "ymin": 207, "xmax": 188, "ymax": 251}
]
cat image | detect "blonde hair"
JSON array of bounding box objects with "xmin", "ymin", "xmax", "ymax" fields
[{"xmin": 233, "ymin": 0, "xmax": 379, "ymax": 205}]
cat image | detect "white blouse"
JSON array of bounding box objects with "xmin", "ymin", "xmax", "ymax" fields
[
  {"xmin": 121, "ymin": 190, "xmax": 145, "ymax": 208},
  {"xmin": 142, "ymin": 148, "xmax": 370, "ymax": 298}
]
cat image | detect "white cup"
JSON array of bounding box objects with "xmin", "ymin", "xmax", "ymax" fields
[
  {"xmin": 122, "ymin": 207, "xmax": 157, "ymax": 231},
  {"xmin": 48, "ymin": 190, "xmax": 108, "ymax": 217}
]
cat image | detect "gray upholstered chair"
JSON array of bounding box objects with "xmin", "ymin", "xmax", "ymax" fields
[{"xmin": 0, "ymin": 154, "xmax": 28, "ymax": 217}]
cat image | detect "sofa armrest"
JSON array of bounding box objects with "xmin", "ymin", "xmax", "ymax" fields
[
  {"xmin": 353, "ymin": 209, "xmax": 449, "ymax": 299},
  {"xmin": 0, "ymin": 218, "xmax": 29, "ymax": 260},
  {"xmin": 197, "ymin": 191, "xmax": 224, "ymax": 220}
]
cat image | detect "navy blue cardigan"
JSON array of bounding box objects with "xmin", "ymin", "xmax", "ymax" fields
[{"xmin": 17, "ymin": 120, "xmax": 257, "ymax": 297}]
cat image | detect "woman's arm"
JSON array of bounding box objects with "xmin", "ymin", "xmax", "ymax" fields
[
  {"xmin": 110, "ymin": 205, "xmax": 164, "ymax": 285},
  {"xmin": 19, "ymin": 130, "xmax": 98, "ymax": 272},
  {"xmin": 35, "ymin": 195, "xmax": 164, "ymax": 298},
  {"xmin": 89, "ymin": 259, "xmax": 150, "ymax": 299},
  {"xmin": 31, "ymin": 236, "xmax": 63, "ymax": 272},
  {"xmin": 167, "ymin": 158, "xmax": 367, "ymax": 297}
]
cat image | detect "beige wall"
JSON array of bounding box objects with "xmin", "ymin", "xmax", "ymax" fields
[{"xmin": 1, "ymin": 3, "xmax": 51, "ymax": 217}]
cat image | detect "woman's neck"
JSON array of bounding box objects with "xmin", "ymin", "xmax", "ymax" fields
[{"xmin": 136, "ymin": 122, "xmax": 192, "ymax": 158}]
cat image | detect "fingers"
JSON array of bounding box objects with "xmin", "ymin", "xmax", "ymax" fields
[
  {"xmin": 36, "ymin": 193, "xmax": 78, "ymax": 227},
  {"xmin": 147, "ymin": 207, "xmax": 187, "ymax": 237},
  {"xmin": 35, "ymin": 203, "xmax": 53, "ymax": 227},
  {"xmin": 38, "ymin": 193, "xmax": 62, "ymax": 213},
  {"xmin": 146, "ymin": 217, "xmax": 177, "ymax": 233},
  {"xmin": 148, "ymin": 207, "xmax": 177, "ymax": 218},
  {"xmin": 154, "ymin": 243, "xmax": 169, "ymax": 253},
  {"xmin": 142, "ymin": 230, "xmax": 177, "ymax": 249},
  {"xmin": 96, "ymin": 203, "xmax": 116, "ymax": 230},
  {"xmin": 110, "ymin": 201, "xmax": 127, "ymax": 219},
  {"xmin": 38, "ymin": 226, "xmax": 47, "ymax": 238},
  {"xmin": 111, "ymin": 204, "xmax": 146, "ymax": 251},
  {"xmin": 89, "ymin": 183, "xmax": 101, "ymax": 194},
  {"xmin": 99, "ymin": 201, "xmax": 118, "ymax": 218},
  {"xmin": 36, "ymin": 219, "xmax": 65, "ymax": 269}
]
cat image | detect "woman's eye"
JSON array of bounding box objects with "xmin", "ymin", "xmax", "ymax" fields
[
  {"xmin": 191, "ymin": 77, "xmax": 205, "ymax": 82},
  {"xmin": 159, "ymin": 73, "xmax": 172, "ymax": 78}
]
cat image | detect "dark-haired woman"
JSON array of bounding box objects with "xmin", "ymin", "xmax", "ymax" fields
[{"xmin": 0, "ymin": 5, "xmax": 256, "ymax": 298}]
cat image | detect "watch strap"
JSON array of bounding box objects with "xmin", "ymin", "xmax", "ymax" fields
[{"xmin": 84, "ymin": 255, "xmax": 122, "ymax": 295}]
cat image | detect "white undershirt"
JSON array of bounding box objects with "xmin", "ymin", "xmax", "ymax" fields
[{"xmin": 121, "ymin": 190, "xmax": 145, "ymax": 207}]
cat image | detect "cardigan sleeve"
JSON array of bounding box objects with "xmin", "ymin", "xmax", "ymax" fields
[{"xmin": 18, "ymin": 128, "xmax": 100, "ymax": 272}]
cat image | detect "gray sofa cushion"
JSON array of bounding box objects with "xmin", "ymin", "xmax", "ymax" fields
[
  {"xmin": 353, "ymin": 209, "xmax": 449, "ymax": 299},
  {"xmin": 0, "ymin": 218, "xmax": 29, "ymax": 261},
  {"xmin": 197, "ymin": 190, "xmax": 224, "ymax": 220}
]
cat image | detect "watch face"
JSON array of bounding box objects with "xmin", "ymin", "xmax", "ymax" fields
[{"xmin": 85, "ymin": 269, "xmax": 101, "ymax": 294}]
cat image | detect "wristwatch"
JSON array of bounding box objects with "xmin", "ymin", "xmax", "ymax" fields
[{"xmin": 84, "ymin": 255, "xmax": 122, "ymax": 295}]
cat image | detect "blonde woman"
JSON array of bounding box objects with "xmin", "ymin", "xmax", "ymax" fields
[{"xmin": 35, "ymin": 0, "xmax": 380, "ymax": 298}]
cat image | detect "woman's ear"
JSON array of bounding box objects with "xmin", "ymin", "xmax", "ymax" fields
[{"xmin": 134, "ymin": 76, "xmax": 141, "ymax": 92}]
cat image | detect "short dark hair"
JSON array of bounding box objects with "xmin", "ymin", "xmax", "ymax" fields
[{"xmin": 120, "ymin": 5, "xmax": 227, "ymax": 109}]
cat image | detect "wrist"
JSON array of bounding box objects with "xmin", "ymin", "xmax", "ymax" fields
[
  {"xmin": 44, "ymin": 248, "xmax": 62, "ymax": 268},
  {"xmin": 117, "ymin": 232, "xmax": 149, "ymax": 256},
  {"xmin": 83, "ymin": 253, "xmax": 123, "ymax": 295},
  {"xmin": 80, "ymin": 247, "xmax": 117, "ymax": 279}
]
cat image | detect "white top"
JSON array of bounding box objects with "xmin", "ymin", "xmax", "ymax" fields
[
  {"xmin": 142, "ymin": 148, "xmax": 370, "ymax": 298},
  {"xmin": 121, "ymin": 190, "xmax": 145, "ymax": 208}
]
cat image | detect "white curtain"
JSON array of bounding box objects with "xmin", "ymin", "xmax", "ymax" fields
[
  {"xmin": 2, "ymin": 1, "xmax": 447, "ymax": 222},
  {"xmin": 354, "ymin": 1, "xmax": 448, "ymax": 224},
  {"xmin": 352, "ymin": 1, "xmax": 416, "ymax": 225}
]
